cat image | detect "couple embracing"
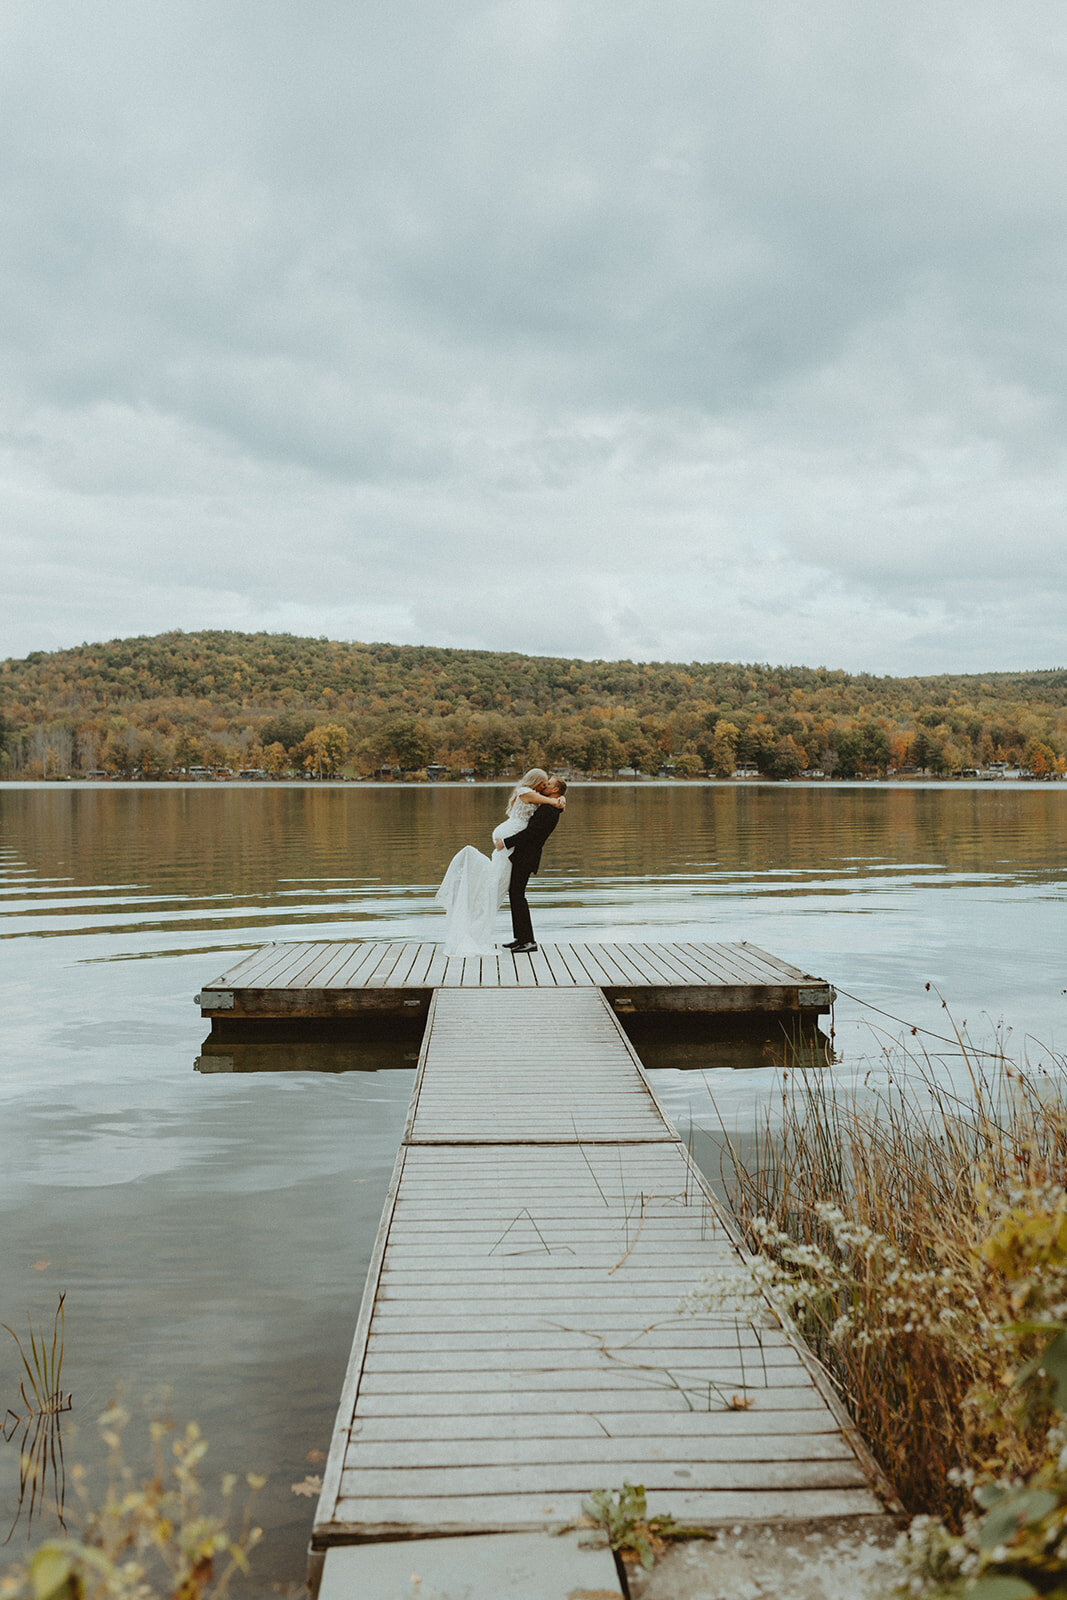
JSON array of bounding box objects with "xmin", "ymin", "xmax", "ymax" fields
[{"xmin": 434, "ymin": 769, "xmax": 567, "ymax": 956}]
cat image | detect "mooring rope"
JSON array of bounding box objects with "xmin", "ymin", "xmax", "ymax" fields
[{"xmin": 829, "ymin": 982, "xmax": 1025, "ymax": 1061}]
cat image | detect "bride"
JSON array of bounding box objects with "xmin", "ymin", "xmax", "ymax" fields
[{"xmin": 434, "ymin": 769, "xmax": 566, "ymax": 955}]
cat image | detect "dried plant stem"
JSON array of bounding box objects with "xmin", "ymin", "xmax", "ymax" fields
[{"xmin": 717, "ymin": 1024, "xmax": 1067, "ymax": 1522}]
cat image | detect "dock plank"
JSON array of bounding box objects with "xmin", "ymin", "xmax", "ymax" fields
[
  {"xmin": 739, "ymin": 942, "xmax": 814, "ymax": 981},
  {"xmin": 420, "ymin": 944, "xmax": 451, "ymax": 988},
  {"xmin": 321, "ymin": 942, "xmax": 386, "ymax": 989},
  {"xmin": 668, "ymin": 942, "xmax": 749, "ymax": 985},
  {"xmin": 364, "ymin": 943, "xmax": 421, "ymax": 989},
  {"xmin": 311, "ymin": 942, "xmax": 376, "ymax": 989},
  {"xmin": 588, "ymin": 943, "xmax": 650, "ymax": 986},
  {"xmin": 347, "ymin": 1410, "xmax": 843, "ymax": 1441},
  {"xmin": 495, "ymin": 951, "xmax": 520, "ymax": 987},
  {"xmin": 563, "ymin": 942, "xmax": 618, "ymax": 985},
  {"xmin": 266, "ymin": 942, "xmax": 332, "ymax": 986},
  {"xmin": 285, "ymin": 943, "xmax": 354, "ymax": 989},
  {"xmin": 344, "ymin": 1433, "xmax": 855, "ymax": 1467},
  {"xmin": 696, "ymin": 942, "xmax": 788, "ymax": 986},
  {"xmin": 215, "ymin": 941, "xmax": 306, "ymax": 988},
  {"xmin": 546, "ymin": 941, "xmax": 597, "ymax": 986},
  {"xmin": 210, "ymin": 945, "xmax": 276, "ymax": 985},
  {"xmin": 329, "ymin": 1486, "xmax": 884, "ymax": 1530},
  {"xmin": 346, "ymin": 1385, "xmax": 831, "ymax": 1417},
  {"xmin": 360, "ymin": 943, "xmax": 413, "ymax": 988},
  {"xmin": 402, "ymin": 943, "xmax": 438, "ymax": 987},
  {"xmin": 339, "ymin": 1459, "xmax": 870, "ymax": 1497}
]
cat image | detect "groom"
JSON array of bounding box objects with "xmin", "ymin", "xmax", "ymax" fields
[{"xmin": 497, "ymin": 776, "xmax": 567, "ymax": 953}]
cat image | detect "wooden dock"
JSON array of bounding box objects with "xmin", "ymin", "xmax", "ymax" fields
[
  {"xmin": 309, "ymin": 984, "xmax": 885, "ymax": 1582},
  {"xmin": 197, "ymin": 938, "xmax": 833, "ymax": 1021}
]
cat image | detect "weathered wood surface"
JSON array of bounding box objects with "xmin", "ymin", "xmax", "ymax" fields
[
  {"xmin": 311, "ymin": 987, "xmax": 884, "ymax": 1550},
  {"xmin": 406, "ymin": 987, "xmax": 676, "ymax": 1144},
  {"xmin": 198, "ymin": 938, "xmax": 833, "ymax": 1017},
  {"xmin": 318, "ymin": 1530, "xmax": 624, "ymax": 1600}
]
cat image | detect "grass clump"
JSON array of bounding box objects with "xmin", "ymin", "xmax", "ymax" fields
[
  {"xmin": 692, "ymin": 1009, "xmax": 1067, "ymax": 1531},
  {"xmin": 3, "ymin": 1297, "xmax": 73, "ymax": 1539}
]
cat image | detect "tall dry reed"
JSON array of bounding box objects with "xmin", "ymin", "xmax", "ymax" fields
[{"xmin": 704, "ymin": 1013, "xmax": 1067, "ymax": 1524}]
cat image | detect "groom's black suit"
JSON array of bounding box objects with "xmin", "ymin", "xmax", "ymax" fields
[{"xmin": 503, "ymin": 803, "xmax": 561, "ymax": 946}]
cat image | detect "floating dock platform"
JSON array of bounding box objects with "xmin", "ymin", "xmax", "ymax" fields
[{"xmin": 196, "ymin": 938, "xmax": 834, "ymax": 1022}]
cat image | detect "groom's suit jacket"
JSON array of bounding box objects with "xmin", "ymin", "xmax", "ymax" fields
[{"xmin": 504, "ymin": 802, "xmax": 561, "ymax": 876}]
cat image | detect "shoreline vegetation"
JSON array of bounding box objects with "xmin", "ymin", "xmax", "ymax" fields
[
  {"xmin": 691, "ymin": 1018, "xmax": 1067, "ymax": 1595},
  {"xmin": 2, "ymin": 629, "xmax": 1065, "ymax": 783},
  {"xmin": 0, "ymin": 1406, "xmax": 266, "ymax": 1600}
]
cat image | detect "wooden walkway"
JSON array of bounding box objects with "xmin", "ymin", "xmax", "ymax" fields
[
  {"xmin": 311, "ymin": 987, "xmax": 884, "ymax": 1557},
  {"xmin": 198, "ymin": 938, "xmax": 833, "ymax": 1019}
]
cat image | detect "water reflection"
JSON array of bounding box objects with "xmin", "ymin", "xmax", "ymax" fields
[
  {"xmin": 3, "ymin": 784, "xmax": 1064, "ymax": 952},
  {"xmin": 192, "ymin": 1014, "xmax": 831, "ymax": 1078},
  {"xmin": 196, "ymin": 1022, "xmax": 425, "ymax": 1075},
  {"xmin": 624, "ymin": 1014, "xmax": 833, "ymax": 1075}
]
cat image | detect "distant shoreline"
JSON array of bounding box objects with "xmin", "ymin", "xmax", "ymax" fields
[{"xmin": 2, "ymin": 777, "xmax": 1062, "ymax": 791}]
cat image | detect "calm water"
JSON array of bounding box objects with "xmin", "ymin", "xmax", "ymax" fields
[{"xmin": 1, "ymin": 781, "xmax": 1065, "ymax": 1588}]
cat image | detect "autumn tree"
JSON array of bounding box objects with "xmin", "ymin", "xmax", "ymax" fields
[
  {"xmin": 704, "ymin": 719, "xmax": 739, "ymax": 778},
  {"xmin": 174, "ymin": 731, "xmax": 203, "ymax": 770},
  {"xmin": 139, "ymin": 735, "xmax": 172, "ymax": 779},
  {"xmin": 889, "ymin": 732, "xmax": 912, "ymax": 771},
  {"xmin": 546, "ymin": 723, "xmax": 587, "ymax": 771},
  {"xmin": 380, "ymin": 716, "xmax": 436, "ymax": 772},
  {"xmin": 260, "ymin": 714, "xmax": 317, "ymax": 754},
  {"xmin": 581, "ymin": 727, "xmax": 622, "ymax": 776},
  {"xmin": 763, "ymin": 734, "xmax": 807, "ymax": 780},
  {"xmin": 833, "ymin": 723, "xmax": 891, "ymax": 778},
  {"xmin": 100, "ymin": 727, "xmax": 139, "ymax": 777},
  {"xmin": 746, "ymin": 723, "xmax": 779, "ymax": 776},
  {"xmin": 465, "ymin": 714, "xmax": 516, "ymax": 776},
  {"xmin": 1025, "ymin": 740, "xmax": 1058, "ymax": 776},
  {"xmin": 261, "ymin": 741, "xmax": 290, "ymax": 775},
  {"xmin": 297, "ymin": 723, "xmax": 350, "ymax": 777}
]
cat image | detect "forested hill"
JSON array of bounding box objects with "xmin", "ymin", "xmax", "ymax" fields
[{"xmin": 2, "ymin": 629, "xmax": 1066, "ymax": 779}]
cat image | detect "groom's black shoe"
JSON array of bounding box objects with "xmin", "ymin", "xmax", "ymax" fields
[
  {"xmin": 511, "ymin": 941, "xmax": 538, "ymax": 953},
  {"xmin": 502, "ymin": 939, "xmax": 523, "ymax": 950}
]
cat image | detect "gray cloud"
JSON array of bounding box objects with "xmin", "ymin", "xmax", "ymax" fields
[{"xmin": 1, "ymin": 0, "xmax": 1065, "ymax": 672}]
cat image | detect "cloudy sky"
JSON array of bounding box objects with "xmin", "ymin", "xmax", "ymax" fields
[{"xmin": 2, "ymin": 2, "xmax": 1065, "ymax": 674}]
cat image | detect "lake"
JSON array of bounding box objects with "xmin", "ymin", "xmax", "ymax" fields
[{"xmin": 1, "ymin": 780, "xmax": 1064, "ymax": 1590}]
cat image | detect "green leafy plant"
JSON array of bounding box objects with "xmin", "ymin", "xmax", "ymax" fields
[
  {"xmin": 579, "ymin": 1482, "xmax": 684, "ymax": 1570},
  {"xmin": 895, "ymin": 1389, "xmax": 1067, "ymax": 1598}
]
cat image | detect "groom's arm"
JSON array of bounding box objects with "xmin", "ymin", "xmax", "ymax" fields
[{"xmin": 501, "ymin": 806, "xmax": 558, "ymax": 854}]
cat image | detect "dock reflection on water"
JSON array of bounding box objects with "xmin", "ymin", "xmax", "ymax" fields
[{"xmin": 195, "ymin": 1013, "xmax": 832, "ymax": 1076}]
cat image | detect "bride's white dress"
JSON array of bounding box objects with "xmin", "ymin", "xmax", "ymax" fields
[{"xmin": 434, "ymin": 791, "xmax": 538, "ymax": 956}]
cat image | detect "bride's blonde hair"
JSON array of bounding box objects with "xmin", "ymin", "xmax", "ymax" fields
[{"xmin": 510, "ymin": 767, "xmax": 549, "ymax": 806}]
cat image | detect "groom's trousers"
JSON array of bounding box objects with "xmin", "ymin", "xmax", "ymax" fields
[{"xmin": 508, "ymin": 863, "xmax": 535, "ymax": 944}]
